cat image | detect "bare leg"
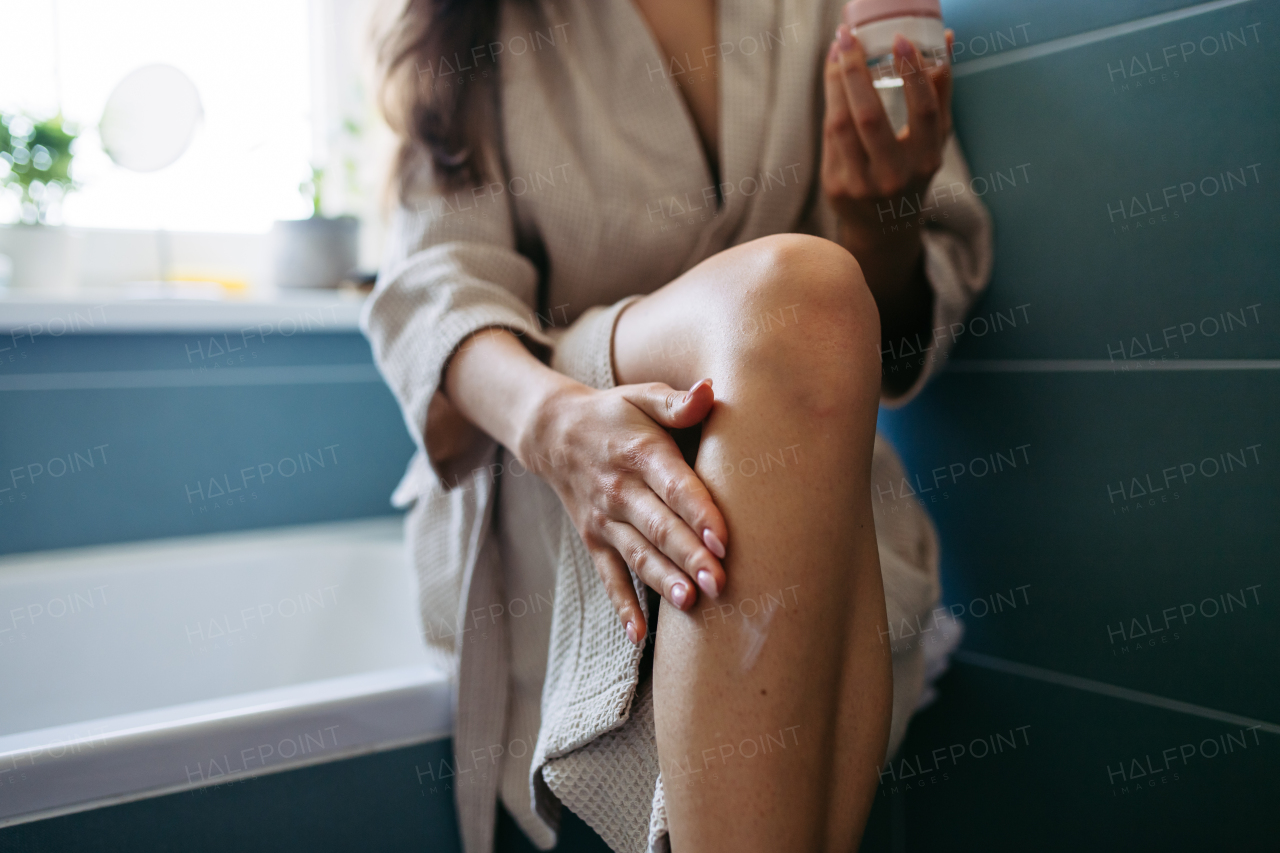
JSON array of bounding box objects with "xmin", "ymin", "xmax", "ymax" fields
[{"xmin": 613, "ymin": 234, "xmax": 893, "ymax": 852}]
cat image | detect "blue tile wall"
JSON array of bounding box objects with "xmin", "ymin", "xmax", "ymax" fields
[
  {"xmin": 0, "ymin": 740, "xmax": 614, "ymax": 853},
  {"xmin": 941, "ymin": 0, "xmax": 1226, "ymax": 60},
  {"xmin": 0, "ymin": 333, "xmax": 415, "ymax": 555},
  {"xmin": 943, "ymin": 0, "xmax": 1276, "ymax": 359},
  {"xmin": 869, "ymin": 0, "xmax": 1278, "ymax": 847}
]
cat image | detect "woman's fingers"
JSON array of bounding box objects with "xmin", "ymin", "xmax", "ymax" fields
[
  {"xmin": 561, "ymin": 380, "xmax": 733, "ymax": 643},
  {"xmin": 621, "ymin": 488, "xmax": 723, "ymax": 598},
  {"xmin": 822, "ymin": 37, "xmax": 869, "ymax": 178},
  {"xmin": 633, "ymin": 444, "xmax": 726, "ymax": 591},
  {"xmin": 590, "ymin": 544, "xmax": 647, "ymax": 644},
  {"xmin": 895, "ymin": 36, "xmax": 942, "ymax": 161},
  {"xmin": 602, "ymin": 519, "xmax": 695, "ymax": 614},
  {"xmin": 620, "ymin": 379, "xmax": 714, "ymax": 430},
  {"xmin": 931, "ymin": 30, "xmax": 956, "ymax": 138},
  {"xmin": 618, "ymin": 379, "xmax": 730, "ymax": 571},
  {"xmin": 835, "ymin": 25, "xmax": 900, "ymax": 175},
  {"xmin": 823, "ymin": 26, "xmax": 954, "ymax": 210}
]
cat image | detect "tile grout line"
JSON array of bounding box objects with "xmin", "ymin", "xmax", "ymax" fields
[
  {"xmin": 3, "ymin": 359, "xmax": 1275, "ymax": 390},
  {"xmin": 952, "ymin": 0, "xmax": 1257, "ymax": 77},
  {"xmin": 947, "ymin": 359, "xmax": 1280, "ymax": 372},
  {"xmin": 956, "ymin": 649, "xmax": 1280, "ymax": 735}
]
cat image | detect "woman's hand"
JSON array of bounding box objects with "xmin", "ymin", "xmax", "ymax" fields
[
  {"xmin": 518, "ymin": 378, "xmax": 728, "ymax": 645},
  {"xmin": 820, "ymin": 24, "xmax": 952, "ymax": 393},
  {"xmin": 821, "ymin": 25, "xmax": 955, "ymax": 253}
]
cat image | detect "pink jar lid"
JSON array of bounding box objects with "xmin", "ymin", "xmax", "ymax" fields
[{"xmin": 843, "ymin": 0, "xmax": 942, "ymax": 28}]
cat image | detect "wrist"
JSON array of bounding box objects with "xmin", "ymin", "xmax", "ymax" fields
[
  {"xmin": 837, "ymin": 213, "xmax": 922, "ymax": 258},
  {"xmin": 515, "ymin": 373, "xmax": 588, "ymax": 473}
]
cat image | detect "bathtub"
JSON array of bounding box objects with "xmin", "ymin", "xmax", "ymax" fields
[{"xmin": 0, "ymin": 517, "xmax": 450, "ymax": 827}]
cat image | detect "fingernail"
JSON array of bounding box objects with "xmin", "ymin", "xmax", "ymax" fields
[
  {"xmin": 837, "ymin": 25, "xmax": 854, "ymax": 52},
  {"xmin": 625, "ymin": 620, "xmax": 639, "ymax": 645},
  {"xmin": 696, "ymin": 570, "xmax": 718, "ymax": 598},
  {"xmin": 827, "ymin": 40, "xmax": 839, "ymax": 64},
  {"xmin": 702, "ymin": 529, "xmax": 726, "ymax": 559},
  {"xmin": 684, "ymin": 378, "xmax": 712, "ymax": 405},
  {"xmin": 894, "ymin": 34, "xmax": 913, "ymax": 56},
  {"xmin": 671, "ymin": 583, "xmax": 689, "ymax": 608}
]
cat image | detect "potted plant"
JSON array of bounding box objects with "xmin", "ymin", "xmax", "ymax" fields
[
  {"xmin": 270, "ymin": 164, "xmax": 360, "ymax": 290},
  {"xmin": 0, "ymin": 113, "xmax": 82, "ymax": 290}
]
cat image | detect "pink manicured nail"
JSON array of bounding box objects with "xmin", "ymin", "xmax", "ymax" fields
[
  {"xmin": 625, "ymin": 620, "xmax": 639, "ymax": 645},
  {"xmin": 827, "ymin": 40, "xmax": 839, "ymax": 64},
  {"xmin": 671, "ymin": 583, "xmax": 690, "ymax": 608},
  {"xmin": 696, "ymin": 570, "xmax": 718, "ymax": 598},
  {"xmin": 702, "ymin": 529, "xmax": 726, "ymax": 559},
  {"xmin": 837, "ymin": 25, "xmax": 854, "ymax": 52},
  {"xmin": 894, "ymin": 34, "xmax": 913, "ymax": 57},
  {"xmin": 683, "ymin": 378, "xmax": 711, "ymax": 405}
]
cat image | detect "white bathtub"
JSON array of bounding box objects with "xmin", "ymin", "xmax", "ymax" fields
[{"xmin": 0, "ymin": 518, "xmax": 451, "ymax": 827}]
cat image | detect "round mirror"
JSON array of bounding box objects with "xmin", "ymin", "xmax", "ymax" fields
[{"xmin": 99, "ymin": 64, "xmax": 203, "ymax": 173}]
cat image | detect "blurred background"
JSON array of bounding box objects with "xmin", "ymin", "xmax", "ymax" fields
[{"xmin": 0, "ymin": 0, "xmax": 390, "ymax": 294}]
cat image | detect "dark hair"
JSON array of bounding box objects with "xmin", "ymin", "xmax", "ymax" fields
[{"xmin": 376, "ymin": 0, "xmax": 503, "ymax": 197}]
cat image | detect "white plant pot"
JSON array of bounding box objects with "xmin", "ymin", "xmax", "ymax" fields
[{"xmin": 0, "ymin": 226, "xmax": 85, "ymax": 291}]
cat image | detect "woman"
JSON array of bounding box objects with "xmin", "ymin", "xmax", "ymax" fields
[{"xmin": 366, "ymin": 1, "xmax": 991, "ymax": 851}]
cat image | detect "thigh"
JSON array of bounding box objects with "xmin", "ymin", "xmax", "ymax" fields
[
  {"xmin": 612, "ymin": 238, "xmax": 790, "ymax": 390},
  {"xmin": 612, "ymin": 233, "xmax": 867, "ymax": 394},
  {"xmin": 612, "ymin": 242, "xmax": 769, "ymax": 467},
  {"xmin": 611, "ymin": 255, "xmax": 729, "ymax": 392}
]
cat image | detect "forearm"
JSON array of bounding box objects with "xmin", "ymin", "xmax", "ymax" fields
[
  {"xmin": 442, "ymin": 327, "xmax": 580, "ymax": 465},
  {"xmin": 839, "ymin": 222, "xmax": 934, "ymax": 395}
]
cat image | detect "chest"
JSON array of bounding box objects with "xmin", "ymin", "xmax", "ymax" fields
[
  {"xmin": 495, "ymin": 0, "xmax": 827, "ymax": 312},
  {"xmin": 631, "ymin": 0, "xmax": 720, "ymax": 175}
]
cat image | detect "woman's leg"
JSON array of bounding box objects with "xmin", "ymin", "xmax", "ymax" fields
[{"xmin": 613, "ymin": 234, "xmax": 893, "ymax": 852}]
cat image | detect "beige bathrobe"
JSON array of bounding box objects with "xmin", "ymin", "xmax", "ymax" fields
[{"xmin": 361, "ymin": 1, "xmax": 992, "ymax": 852}]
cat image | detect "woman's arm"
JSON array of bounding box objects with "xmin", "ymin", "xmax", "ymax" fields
[
  {"xmin": 440, "ymin": 328, "xmax": 569, "ymax": 469},
  {"xmin": 822, "ymin": 28, "xmax": 958, "ymax": 394},
  {"xmin": 362, "ymin": 181, "xmax": 727, "ymax": 643},
  {"xmin": 840, "ymin": 227, "xmax": 933, "ymax": 396},
  {"xmin": 442, "ymin": 326, "xmax": 729, "ymax": 643}
]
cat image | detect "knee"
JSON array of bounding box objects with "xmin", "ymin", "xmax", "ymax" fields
[
  {"xmin": 725, "ymin": 234, "xmax": 881, "ymax": 412},
  {"xmin": 739, "ymin": 234, "xmax": 880, "ymax": 358}
]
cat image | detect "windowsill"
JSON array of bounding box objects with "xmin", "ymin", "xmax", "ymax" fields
[{"xmin": 0, "ymin": 288, "xmax": 367, "ymax": 334}]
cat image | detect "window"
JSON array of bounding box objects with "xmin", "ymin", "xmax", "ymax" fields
[{"xmin": 0, "ymin": 0, "xmax": 316, "ymax": 232}]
